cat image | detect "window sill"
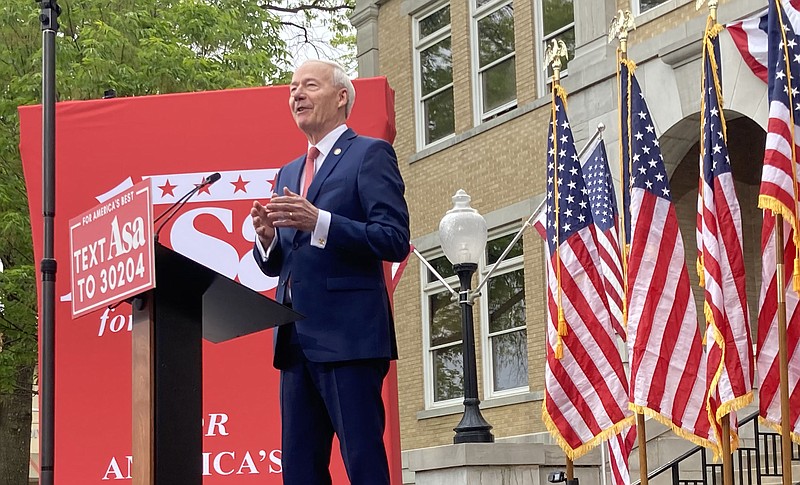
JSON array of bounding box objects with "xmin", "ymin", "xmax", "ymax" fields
[
  {"xmin": 416, "ymin": 390, "xmax": 543, "ymax": 420},
  {"xmin": 634, "ymin": 0, "xmax": 693, "ymax": 27},
  {"xmin": 408, "ymin": 96, "xmax": 550, "ymax": 165}
]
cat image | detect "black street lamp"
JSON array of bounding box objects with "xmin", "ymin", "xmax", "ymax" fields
[{"xmin": 439, "ymin": 190, "xmax": 494, "ymax": 444}]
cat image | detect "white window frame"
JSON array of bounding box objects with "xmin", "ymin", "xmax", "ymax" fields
[
  {"xmin": 413, "ymin": 2, "xmax": 455, "ymax": 151},
  {"xmin": 479, "ymin": 229, "xmax": 528, "ymax": 399},
  {"xmin": 420, "ymin": 250, "xmax": 463, "ymax": 409},
  {"xmin": 633, "ymin": 0, "xmax": 670, "ymax": 16},
  {"xmin": 420, "ymin": 233, "xmax": 529, "ymax": 409},
  {"xmin": 534, "ymin": 0, "xmax": 575, "ymax": 97},
  {"xmin": 470, "ymin": 0, "xmax": 517, "ymax": 124}
]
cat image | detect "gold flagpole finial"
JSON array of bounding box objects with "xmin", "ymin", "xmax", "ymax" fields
[
  {"xmin": 608, "ymin": 10, "xmax": 636, "ymax": 55},
  {"xmin": 544, "ymin": 38, "xmax": 569, "ymax": 83},
  {"xmin": 696, "ymin": 0, "xmax": 718, "ymax": 21}
]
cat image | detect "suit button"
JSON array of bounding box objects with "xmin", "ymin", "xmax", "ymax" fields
[{"xmin": 292, "ymin": 242, "xmax": 299, "ymax": 250}]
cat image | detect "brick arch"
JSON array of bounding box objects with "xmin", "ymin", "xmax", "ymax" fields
[{"xmin": 666, "ymin": 113, "xmax": 765, "ymax": 336}]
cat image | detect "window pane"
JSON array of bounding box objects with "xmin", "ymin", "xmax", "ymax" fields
[
  {"xmin": 542, "ymin": 0, "xmax": 574, "ymax": 36},
  {"xmin": 476, "ymin": 0, "xmax": 494, "ymax": 8},
  {"xmin": 478, "ymin": 4, "xmax": 515, "ymax": 67},
  {"xmin": 487, "ymin": 234, "xmax": 523, "ymax": 265},
  {"xmin": 424, "ymin": 88, "xmax": 455, "ymax": 145},
  {"xmin": 481, "ymin": 57, "xmax": 516, "ymax": 113},
  {"xmin": 492, "ymin": 330, "xmax": 528, "ymax": 391},
  {"xmin": 427, "ymin": 255, "xmax": 456, "ymax": 282},
  {"xmin": 419, "ymin": 5, "xmax": 451, "ymax": 39},
  {"xmin": 488, "ymin": 269, "xmax": 525, "ymax": 333},
  {"xmin": 639, "ymin": 0, "xmax": 668, "ymax": 14},
  {"xmin": 434, "ymin": 344, "xmax": 464, "ymax": 401},
  {"xmin": 544, "ymin": 28, "xmax": 575, "ymax": 78},
  {"xmin": 420, "ymin": 38, "xmax": 452, "ymax": 96},
  {"xmin": 429, "ymin": 291, "xmax": 461, "ymax": 347}
]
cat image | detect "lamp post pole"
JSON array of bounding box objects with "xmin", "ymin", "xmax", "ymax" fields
[
  {"xmin": 439, "ymin": 189, "xmax": 494, "ymax": 444},
  {"xmin": 452, "ymin": 262, "xmax": 494, "ymax": 443}
]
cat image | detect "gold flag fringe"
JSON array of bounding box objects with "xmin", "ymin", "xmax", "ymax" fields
[
  {"xmin": 542, "ymin": 402, "xmax": 636, "ymax": 461},
  {"xmin": 758, "ymin": 416, "xmax": 800, "ymax": 445},
  {"xmin": 629, "ymin": 403, "xmax": 722, "ymax": 458}
]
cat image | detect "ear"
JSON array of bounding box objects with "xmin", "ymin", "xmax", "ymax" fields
[{"xmin": 337, "ymin": 88, "xmax": 348, "ymax": 110}]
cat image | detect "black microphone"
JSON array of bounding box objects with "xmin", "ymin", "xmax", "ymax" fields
[{"xmin": 154, "ymin": 172, "xmax": 221, "ymax": 243}]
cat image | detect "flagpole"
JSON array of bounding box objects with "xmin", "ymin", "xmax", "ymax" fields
[
  {"xmin": 774, "ymin": 213, "xmax": 793, "ymax": 485},
  {"xmin": 720, "ymin": 415, "xmax": 732, "ymax": 484},
  {"xmin": 544, "ymin": 36, "xmax": 579, "ymax": 484},
  {"xmin": 552, "ymin": 45, "xmax": 573, "ymax": 484},
  {"xmin": 773, "ymin": 1, "xmax": 796, "ymax": 482},
  {"xmin": 609, "ymin": 9, "xmax": 646, "ymax": 485},
  {"xmin": 577, "ymin": 123, "xmax": 606, "ymax": 163},
  {"xmin": 566, "ymin": 457, "xmax": 575, "ymax": 483},
  {"xmin": 697, "ymin": 1, "xmax": 735, "ymax": 483},
  {"xmin": 412, "ymin": 247, "xmax": 458, "ymax": 297}
]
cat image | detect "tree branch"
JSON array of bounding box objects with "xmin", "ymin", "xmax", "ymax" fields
[
  {"xmin": 281, "ymin": 21, "xmax": 311, "ymax": 44},
  {"xmin": 262, "ymin": 4, "xmax": 352, "ymax": 14},
  {"xmin": 0, "ymin": 314, "xmax": 37, "ymax": 339}
]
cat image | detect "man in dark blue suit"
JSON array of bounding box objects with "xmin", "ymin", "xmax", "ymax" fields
[{"xmin": 250, "ymin": 59, "xmax": 409, "ymax": 485}]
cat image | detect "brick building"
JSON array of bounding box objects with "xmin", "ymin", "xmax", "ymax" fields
[{"xmin": 351, "ymin": 0, "xmax": 767, "ymax": 480}]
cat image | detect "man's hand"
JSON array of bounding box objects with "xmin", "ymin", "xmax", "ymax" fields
[
  {"xmin": 267, "ymin": 187, "xmax": 319, "ymax": 233},
  {"xmin": 251, "ymin": 200, "xmax": 275, "ymax": 248}
]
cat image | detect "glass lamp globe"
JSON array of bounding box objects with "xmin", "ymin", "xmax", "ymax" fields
[{"xmin": 438, "ymin": 190, "xmax": 487, "ymax": 266}]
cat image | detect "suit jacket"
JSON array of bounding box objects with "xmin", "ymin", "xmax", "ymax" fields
[{"xmin": 253, "ymin": 128, "xmax": 410, "ymax": 364}]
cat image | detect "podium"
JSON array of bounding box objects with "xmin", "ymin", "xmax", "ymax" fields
[{"xmin": 130, "ymin": 243, "xmax": 299, "ymax": 485}]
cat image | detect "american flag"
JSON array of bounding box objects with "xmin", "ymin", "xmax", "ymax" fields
[
  {"xmin": 757, "ymin": 0, "xmax": 800, "ymax": 442},
  {"xmin": 582, "ymin": 137, "xmax": 626, "ymax": 340},
  {"xmin": 697, "ymin": 20, "xmax": 754, "ymax": 450},
  {"xmin": 728, "ymin": 8, "xmax": 769, "ymax": 83},
  {"xmin": 620, "ymin": 60, "xmax": 717, "ymax": 452},
  {"xmin": 542, "ymin": 86, "xmax": 633, "ymax": 460},
  {"xmin": 607, "ymin": 426, "xmax": 636, "ymax": 485},
  {"xmin": 582, "ymin": 136, "xmax": 633, "ymax": 479},
  {"xmin": 728, "ymin": 2, "xmax": 800, "ymax": 85}
]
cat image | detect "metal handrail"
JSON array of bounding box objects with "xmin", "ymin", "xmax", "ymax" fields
[{"xmin": 631, "ymin": 410, "xmax": 799, "ymax": 485}]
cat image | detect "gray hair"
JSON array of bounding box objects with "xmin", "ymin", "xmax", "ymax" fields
[{"xmin": 301, "ymin": 59, "xmax": 356, "ymax": 118}]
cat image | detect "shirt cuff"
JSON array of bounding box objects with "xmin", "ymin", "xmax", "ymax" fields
[
  {"xmin": 311, "ymin": 210, "xmax": 331, "ymax": 248},
  {"xmin": 256, "ymin": 235, "xmax": 277, "ymax": 262}
]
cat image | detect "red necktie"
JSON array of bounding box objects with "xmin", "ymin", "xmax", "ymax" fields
[{"xmin": 302, "ymin": 146, "xmax": 320, "ymax": 198}]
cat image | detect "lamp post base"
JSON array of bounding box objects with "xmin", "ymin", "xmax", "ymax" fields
[
  {"xmin": 453, "ymin": 428, "xmax": 495, "ymax": 444},
  {"xmin": 453, "ymin": 396, "xmax": 494, "ymax": 443}
]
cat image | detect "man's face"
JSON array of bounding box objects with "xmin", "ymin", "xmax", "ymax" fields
[{"xmin": 289, "ymin": 62, "xmax": 347, "ymax": 140}]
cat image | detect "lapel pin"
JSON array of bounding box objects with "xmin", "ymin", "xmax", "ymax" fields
[{"xmin": 333, "ymin": 148, "xmax": 342, "ymax": 156}]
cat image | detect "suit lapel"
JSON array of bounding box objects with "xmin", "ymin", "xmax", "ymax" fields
[{"xmin": 306, "ymin": 128, "xmax": 357, "ymax": 204}]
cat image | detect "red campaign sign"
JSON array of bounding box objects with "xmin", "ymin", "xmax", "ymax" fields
[
  {"xmin": 19, "ymin": 79, "xmax": 402, "ymax": 484},
  {"xmin": 69, "ymin": 179, "xmax": 155, "ymax": 317}
]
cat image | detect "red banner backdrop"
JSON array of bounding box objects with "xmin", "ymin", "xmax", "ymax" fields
[{"xmin": 19, "ymin": 78, "xmax": 401, "ymax": 484}]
